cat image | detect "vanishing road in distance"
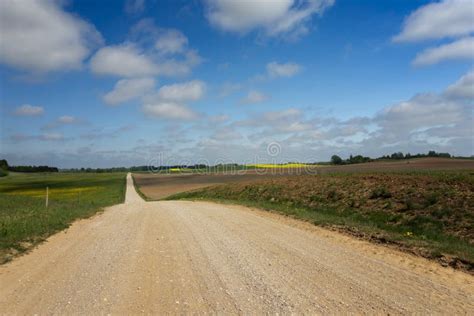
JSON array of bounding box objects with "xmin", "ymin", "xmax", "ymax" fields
[{"xmin": 1, "ymin": 174, "xmax": 473, "ymax": 314}]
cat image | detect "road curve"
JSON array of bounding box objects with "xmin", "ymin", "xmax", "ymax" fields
[{"xmin": 1, "ymin": 173, "xmax": 473, "ymax": 314}]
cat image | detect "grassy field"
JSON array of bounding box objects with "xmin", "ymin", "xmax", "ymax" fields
[
  {"xmin": 166, "ymin": 171, "xmax": 474, "ymax": 270},
  {"xmin": 0, "ymin": 172, "xmax": 126, "ymax": 263}
]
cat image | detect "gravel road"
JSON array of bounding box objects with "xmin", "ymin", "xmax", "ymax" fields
[{"xmin": 1, "ymin": 173, "xmax": 473, "ymax": 314}]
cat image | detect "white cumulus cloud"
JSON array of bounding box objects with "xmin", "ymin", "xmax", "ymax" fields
[
  {"xmin": 103, "ymin": 77, "xmax": 156, "ymax": 105},
  {"xmin": 445, "ymin": 68, "xmax": 474, "ymax": 98},
  {"xmin": 142, "ymin": 102, "xmax": 199, "ymax": 120},
  {"xmin": 266, "ymin": 61, "xmax": 302, "ymax": 78},
  {"xmin": 140, "ymin": 80, "xmax": 205, "ymax": 121},
  {"xmin": 90, "ymin": 44, "xmax": 158, "ymax": 77},
  {"xmin": 91, "ymin": 19, "xmax": 202, "ymax": 78},
  {"xmin": 393, "ymin": 0, "xmax": 474, "ymax": 67},
  {"xmin": 413, "ymin": 37, "xmax": 474, "ymax": 66},
  {"xmin": 375, "ymin": 93, "xmax": 466, "ymax": 135},
  {"xmin": 241, "ymin": 90, "xmax": 269, "ymax": 104},
  {"xmin": 58, "ymin": 116, "xmax": 77, "ymax": 124},
  {"xmin": 14, "ymin": 104, "xmax": 44, "ymax": 116},
  {"xmin": 0, "ymin": 0, "xmax": 102, "ymax": 73},
  {"xmin": 42, "ymin": 115, "xmax": 80, "ymax": 130},
  {"xmin": 154, "ymin": 80, "xmax": 206, "ymax": 102},
  {"xmin": 204, "ymin": 0, "xmax": 334, "ymax": 38},
  {"xmin": 155, "ymin": 29, "xmax": 189, "ymax": 54},
  {"xmin": 393, "ymin": 0, "xmax": 474, "ymax": 42}
]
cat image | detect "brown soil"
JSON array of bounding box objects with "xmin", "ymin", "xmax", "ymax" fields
[
  {"xmin": 133, "ymin": 172, "xmax": 294, "ymax": 200},
  {"xmin": 134, "ymin": 158, "xmax": 474, "ymax": 200},
  {"xmin": 202, "ymin": 173, "xmax": 474, "ymax": 243},
  {"xmin": 319, "ymin": 157, "xmax": 474, "ymax": 173}
]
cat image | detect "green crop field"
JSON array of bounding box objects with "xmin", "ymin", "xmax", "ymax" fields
[{"xmin": 0, "ymin": 172, "xmax": 126, "ymax": 263}]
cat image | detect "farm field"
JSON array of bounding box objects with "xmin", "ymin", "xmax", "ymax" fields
[
  {"xmin": 134, "ymin": 158, "xmax": 474, "ymax": 200},
  {"xmin": 166, "ymin": 170, "xmax": 474, "ymax": 270},
  {"xmin": 0, "ymin": 172, "xmax": 126, "ymax": 262},
  {"xmin": 133, "ymin": 169, "xmax": 305, "ymax": 200},
  {"xmin": 247, "ymin": 163, "xmax": 314, "ymax": 168},
  {"xmin": 132, "ymin": 159, "xmax": 474, "ymax": 270},
  {"xmin": 316, "ymin": 157, "xmax": 474, "ymax": 173}
]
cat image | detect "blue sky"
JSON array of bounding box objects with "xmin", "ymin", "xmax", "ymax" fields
[{"xmin": 1, "ymin": 0, "xmax": 473, "ymax": 168}]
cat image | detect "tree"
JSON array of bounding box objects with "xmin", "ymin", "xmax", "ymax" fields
[
  {"xmin": 391, "ymin": 152, "xmax": 404, "ymax": 159},
  {"xmin": 0, "ymin": 159, "xmax": 8, "ymax": 171},
  {"xmin": 351, "ymin": 155, "xmax": 371, "ymax": 164},
  {"xmin": 331, "ymin": 155, "xmax": 343, "ymax": 165}
]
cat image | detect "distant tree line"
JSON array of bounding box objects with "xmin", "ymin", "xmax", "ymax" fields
[
  {"xmin": 8, "ymin": 165, "xmax": 59, "ymax": 173},
  {"xmin": 62, "ymin": 164, "xmax": 211, "ymax": 173},
  {"xmin": 0, "ymin": 159, "xmax": 59, "ymax": 173},
  {"xmin": 330, "ymin": 150, "xmax": 453, "ymax": 165},
  {"xmin": 378, "ymin": 150, "xmax": 451, "ymax": 160},
  {"xmin": 330, "ymin": 154, "xmax": 372, "ymax": 165},
  {"xmin": 64, "ymin": 167, "xmax": 132, "ymax": 173}
]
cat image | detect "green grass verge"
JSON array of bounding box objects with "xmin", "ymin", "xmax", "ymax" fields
[
  {"xmin": 164, "ymin": 171, "xmax": 474, "ymax": 269},
  {"xmin": 0, "ymin": 172, "xmax": 126, "ymax": 262}
]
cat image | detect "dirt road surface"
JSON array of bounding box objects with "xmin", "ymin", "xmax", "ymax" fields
[{"xmin": 1, "ymin": 174, "xmax": 473, "ymax": 314}]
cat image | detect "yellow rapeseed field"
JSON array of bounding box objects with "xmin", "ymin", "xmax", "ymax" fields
[
  {"xmin": 6, "ymin": 186, "xmax": 101, "ymax": 199},
  {"xmin": 169, "ymin": 168, "xmax": 193, "ymax": 172}
]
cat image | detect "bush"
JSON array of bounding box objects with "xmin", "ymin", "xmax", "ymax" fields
[
  {"xmin": 369, "ymin": 187, "xmax": 392, "ymax": 199},
  {"xmin": 326, "ymin": 189, "xmax": 339, "ymax": 201},
  {"xmin": 424, "ymin": 192, "xmax": 439, "ymax": 206}
]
